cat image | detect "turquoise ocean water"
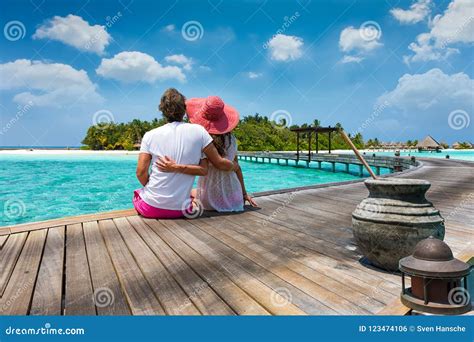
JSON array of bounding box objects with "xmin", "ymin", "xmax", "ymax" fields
[
  {"xmin": 0, "ymin": 154, "xmax": 380, "ymax": 226},
  {"xmin": 363, "ymin": 149, "xmax": 474, "ymax": 161},
  {"xmin": 1, "ymin": 149, "xmax": 472, "ymax": 226}
]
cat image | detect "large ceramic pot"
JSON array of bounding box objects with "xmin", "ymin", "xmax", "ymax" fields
[{"xmin": 352, "ymin": 178, "xmax": 445, "ymax": 271}]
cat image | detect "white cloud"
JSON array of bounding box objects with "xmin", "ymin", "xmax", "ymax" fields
[
  {"xmin": 404, "ymin": 0, "xmax": 474, "ymax": 63},
  {"xmin": 162, "ymin": 24, "xmax": 175, "ymax": 32},
  {"xmin": 96, "ymin": 51, "xmax": 186, "ymax": 83},
  {"xmin": 247, "ymin": 71, "xmax": 262, "ymax": 79},
  {"xmin": 0, "ymin": 59, "xmax": 102, "ymax": 107},
  {"xmin": 430, "ymin": 0, "xmax": 474, "ymax": 46},
  {"xmin": 33, "ymin": 14, "xmax": 111, "ymax": 55},
  {"xmin": 339, "ymin": 26, "xmax": 383, "ymax": 53},
  {"xmin": 390, "ymin": 0, "xmax": 432, "ymax": 25},
  {"xmin": 404, "ymin": 33, "xmax": 459, "ymax": 63},
  {"xmin": 340, "ymin": 55, "xmax": 364, "ymax": 64},
  {"xmin": 339, "ymin": 25, "xmax": 382, "ymax": 64},
  {"xmin": 267, "ymin": 34, "xmax": 304, "ymax": 62},
  {"xmin": 164, "ymin": 54, "xmax": 193, "ymax": 71},
  {"xmin": 377, "ymin": 68, "xmax": 472, "ymax": 118}
]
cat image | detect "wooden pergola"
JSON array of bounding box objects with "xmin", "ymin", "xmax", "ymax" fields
[{"xmin": 290, "ymin": 126, "xmax": 339, "ymax": 161}]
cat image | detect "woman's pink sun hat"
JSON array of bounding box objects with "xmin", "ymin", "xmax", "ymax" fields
[{"xmin": 186, "ymin": 96, "xmax": 240, "ymax": 134}]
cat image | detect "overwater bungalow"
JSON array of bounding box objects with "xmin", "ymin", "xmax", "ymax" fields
[
  {"xmin": 416, "ymin": 135, "xmax": 442, "ymax": 152},
  {"xmin": 453, "ymin": 141, "xmax": 472, "ymax": 149}
]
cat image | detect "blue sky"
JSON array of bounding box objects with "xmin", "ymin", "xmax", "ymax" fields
[{"xmin": 0, "ymin": 0, "xmax": 472, "ymax": 146}]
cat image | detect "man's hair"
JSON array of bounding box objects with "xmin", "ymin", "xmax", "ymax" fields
[{"xmin": 159, "ymin": 88, "xmax": 186, "ymax": 122}]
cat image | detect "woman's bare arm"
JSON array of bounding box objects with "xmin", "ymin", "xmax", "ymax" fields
[
  {"xmin": 136, "ymin": 153, "xmax": 152, "ymax": 186},
  {"xmin": 203, "ymin": 143, "xmax": 236, "ymax": 171},
  {"xmin": 157, "ymin": 156, "xmax": 209, "ymax": 176},
  {"xmin": 234, "ymin": 156, "xmax": 258, "ymax": 207}
]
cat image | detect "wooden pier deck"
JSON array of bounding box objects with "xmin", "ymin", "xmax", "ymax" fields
[{"xmin": 0, "ymin": 158, "xmax": 472, "ymax": 315}]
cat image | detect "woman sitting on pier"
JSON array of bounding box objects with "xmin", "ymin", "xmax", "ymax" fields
[{"xmin": 157, "ymin": 95, "xmax": 257, "ymax": 212}]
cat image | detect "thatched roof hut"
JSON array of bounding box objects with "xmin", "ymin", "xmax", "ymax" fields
[{"xmin": 416, "ymin": 135, "xmax": 442, "ymax": 151}]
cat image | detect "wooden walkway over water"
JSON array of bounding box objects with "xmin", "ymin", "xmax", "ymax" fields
[{"xmin": 0, "ymin": 158, "xmax": 472, "ymax": 315}]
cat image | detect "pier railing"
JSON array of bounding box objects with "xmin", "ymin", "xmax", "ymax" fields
[{"xmin": 237, "ymin": 151, "xmax": 419, "ymax": 176}]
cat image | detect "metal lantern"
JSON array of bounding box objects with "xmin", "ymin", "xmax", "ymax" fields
[{"xmin": 399, "ymin": 236, "xmax": 472, "ymax": 315}]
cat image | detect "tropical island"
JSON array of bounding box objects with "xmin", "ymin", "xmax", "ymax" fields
[{"xmin": 81, "ymin": 114, "xmax": 472, "ymax": 151}]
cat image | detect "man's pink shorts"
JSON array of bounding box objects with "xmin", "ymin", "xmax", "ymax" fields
[{"xmin": 133, "ymin": 189, "xmax": 184, "ymax": 219}]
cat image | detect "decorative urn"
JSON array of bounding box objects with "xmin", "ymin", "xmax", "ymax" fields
[{"xmin": 352, "ymin": 178, "xmax": 445, "ymax": 271}]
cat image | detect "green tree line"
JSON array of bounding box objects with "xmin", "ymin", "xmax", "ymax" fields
[{"xmin": 81, "ymin": 114, "xmax": 366, "ymax": 151}]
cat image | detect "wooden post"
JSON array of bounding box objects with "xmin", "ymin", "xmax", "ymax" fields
[
  {"xmin": 317, "ymin": 161, "xmax": 322, "ymax": 169},
  {"xmin": 308, "ymin": 131, "xmax": 312, "ymax": 162},
  {"xmin": 331, "ymin": 162, "xmax": 336, "ymax": 172},
  {"xmin": 359, "ymin": 164, "xmax": 364, "ymax": 177},
  {"xmin": 296, "ymin": 132, "xmax": 300, "ymax": 161},
  {"xmin": 345, "ymin": 163, "xmax": 349, "ymax": 173},
  {"xmin": 376, "ymin": 166, "xmax": 381, "ymax": 176},
  {"xmin": 328, "ymin": 131, "xmax": 332, "ymax": 154},
  {"xmin": 339, "ymin": 130, "xmax": 377, "ymax": 179}
]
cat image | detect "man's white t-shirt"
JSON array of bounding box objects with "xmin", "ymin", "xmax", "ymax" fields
[{"xmin": 139, "ymin": 122, "xmax": 213, "ymax": 210}]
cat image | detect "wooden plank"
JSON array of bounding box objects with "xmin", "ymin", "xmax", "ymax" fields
[
  {"xmin": 0, "ymin": 209, "xmax": 137, "ymax": 236},
  {"xmin": 143, "ymin": 218, "xmax": 269, "ymax": 315},
  {"xmin": 98, "ymin": 219, "xmax": 165, "ymax": 315},
  {"xmin": 158, "ymin": 217, "xmax": 330, "ymax": 315},
  {"xmin": 82, "ymin": 221, "xmax": 131, "ymax": 315},
  {"xmin": 30, "ymin": 227, "xmax": 65, "ymax": 315},
  {"xmin": 0, "ymin": 232, "xmax": 28, "ymax": 296},
  {"xmin": 112, "ymin": 217, "xmax": 199, "ymax": 315},
  {"xmin": 200, "ymin": 219, "xmax": 374, "ymax": 314},
  {"xmin": 155, "ymin": 218, "xmax": 306, "ymax": 315},
  {"xmin": 377, "ymin": 299, "xmax": 411, "ymax": 315},
  {"xmin": 0, "ymin": 230, "xmax": 47, "ymax": 315},
  {"xmin": 191, "ymin": 217, "xmax": 370, "ymax": 314},
  {"xmin": 64, "ymin": 223, "xmax": 96, "ymax": 315},
  {"xmin": 129, "ymin": 216, "xmax": 234, "ymax": 315},
  {"xmin": 246, "ymin": 208, "xmax": 403, "ymax": 291},
  {"xmin": 0, "ymin": 235, "xmax": 8, "ymax": 249},
  {"xmin": 220, "ymin": 214, "xmax": 393, "ymax": 310}
]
